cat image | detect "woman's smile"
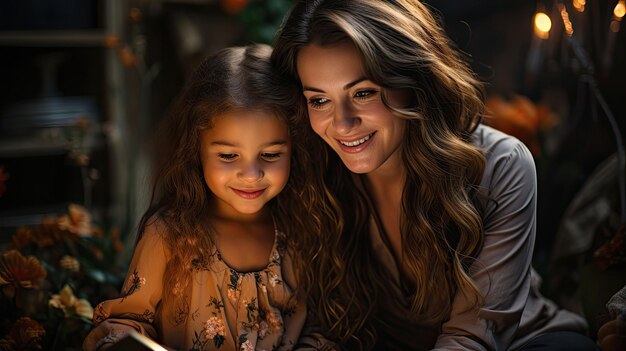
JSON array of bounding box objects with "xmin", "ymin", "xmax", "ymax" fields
[{"xmin": 336, "ymin": 132, "xmax": 376, "ymax": 153}]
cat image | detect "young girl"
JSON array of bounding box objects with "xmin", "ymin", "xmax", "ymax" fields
[{"xmin": 83, "ymin": 44, "xmax": 329, "ymax": 351}]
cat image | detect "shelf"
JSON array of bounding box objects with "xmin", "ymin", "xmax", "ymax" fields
[
  {"xmin": 0, "ymin": 129, "xmax": 102, "ymax": 158},
  {"xmin": 0, "ymin": 30, "xmax": 107, "ymax": 47}
]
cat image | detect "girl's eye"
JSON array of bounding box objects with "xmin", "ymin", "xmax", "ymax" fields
[
  {"xmin": 308, "ymin": 97, "xmax": 329, "ymax": 110},
  {"xmin": 261, "ymin": 152, "xmax": 281, "ymax": 161},
  {"xmin": 355, "ymin": 90, "xmax": 378, "ymax": 100},
  {"xmin": 217, "ymin": 153, "xmax": 238, "ymax": 161}
]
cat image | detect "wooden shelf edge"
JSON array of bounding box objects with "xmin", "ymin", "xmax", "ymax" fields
[{"xmin": 0, "ymin": 30, "xmax": 107, "ymax": 47}]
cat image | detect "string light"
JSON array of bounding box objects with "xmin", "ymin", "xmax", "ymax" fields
[
  {"xmin": 614, "ymin": 0, "xmax": 626, "ymax": 19},
  {"xmin": 534, "ymin": 12, "xmax": 552, "ymax": 39},
  {"xmin": 558, "ymin": 3, "xmax": 574, "ymax": 36},
  {"xmin": 610, "ymin": 0, "xmax": 625, "ymax": 33},
  {"xmin": 573, "ymin": 0, "xmax": 586, "ymax": 12}
]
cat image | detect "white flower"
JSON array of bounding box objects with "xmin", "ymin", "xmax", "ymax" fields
[
  {"xmin": 268, "ymin": 273, "xmax": 281, "ymax": 287},
  {"xmin": 49, "ymin": 284, "xmax": 93, "ymax": 319},
  {"xmin": 204, "ymin": 317, "xmax": 226, "ymax": 340},
  {"xmin": 228, "ymin": 287, "xmax": 240, "ymax": 301},
  {"xmin": 240, "ymin": 340, "xmax": 254, "ymax": 351},
  {"xmin": 267, "ymin": 312, "xmax": 283, "ymax": 331},
  {"xmin": 59, "ymin": 255, "xmax": 80, "ymax": 272},
  {"xmin": 258, "ymin": 320, "xmax": 269, "ymax": 338}
]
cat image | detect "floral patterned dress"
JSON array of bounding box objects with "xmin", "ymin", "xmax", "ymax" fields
[{"xmin": 82, "ymin": 219, "xmax": 311, "ymax": 351}]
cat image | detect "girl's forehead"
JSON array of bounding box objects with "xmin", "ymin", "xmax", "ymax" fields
[{"xmin": 202, "ymin": 109, "xmax": 289, "ymax": 143}]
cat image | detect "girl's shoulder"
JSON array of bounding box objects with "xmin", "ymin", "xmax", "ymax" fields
[{"xmin": 136, "ymin": 214, "xmax": 172, "ymax": 254}]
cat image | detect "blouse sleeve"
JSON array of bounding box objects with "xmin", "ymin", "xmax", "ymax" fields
[
  {"xmin": 279, "ymin": 249, "xmax": 340, "ymax": 351},
  {"xmin": 433, "ymin": 140, "xmax": 537, "ymax": 350},
  {"xmin": 295, "ymin": 312, "xmax": 341, "ymax": 351},
  {"xmin": 83, "ymin": 220, "xmax": 169, "ymax": 351}
]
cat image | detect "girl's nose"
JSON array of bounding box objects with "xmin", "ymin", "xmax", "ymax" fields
[{"xmin": 237, "ymin": 160, "xmax": 264, "ymax": 182}]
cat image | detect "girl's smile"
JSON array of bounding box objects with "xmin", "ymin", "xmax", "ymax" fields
[{"xmin": 230, "ymin": 187, "xmax": 266, "ymax": 199}]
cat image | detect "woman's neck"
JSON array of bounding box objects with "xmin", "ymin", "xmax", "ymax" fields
[{"xmin": 364, "ymin": 164, "xmax": 406, "ymax": 205}]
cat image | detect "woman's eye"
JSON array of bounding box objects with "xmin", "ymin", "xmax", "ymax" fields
[
  {"xmin": 308, "ymin": 97, "xmax": 329, "ymax": 109},
  {"xmin": 217, "ymin": 153, "xmax": 238, "ymax": 161},
  {"xmin": 354, "ymin": 90, "xmax": 378, "ymax": 100},
  {"xmin": 261, "ymin": 152, "xmax": 281, "ymax": 161}
]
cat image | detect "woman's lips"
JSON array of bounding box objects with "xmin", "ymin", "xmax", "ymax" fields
[
  {"xmin": 231, "ymin": 188, "xmax": 266, "ymax": 199},
  {"xmin": 337, "ymin": 132, "xmax": 375, "ymax": 154}
]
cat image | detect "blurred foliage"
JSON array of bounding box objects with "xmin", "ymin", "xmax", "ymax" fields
[
  {"xmin": 235, "ymin": 0, "xmax": 293, "ymax": 44},
  {"xmin": 0, "ymin": 205, "xmax": 125, "ymax": 350}
]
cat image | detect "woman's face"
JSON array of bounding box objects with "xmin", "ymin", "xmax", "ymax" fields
[{"xmin": 296, "ymin": 41, "xmax": 408, "ymax": 175}]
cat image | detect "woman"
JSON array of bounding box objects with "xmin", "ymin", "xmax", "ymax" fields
[{"xmin": 272, "ymin": 0, "xmax": 596, "ymax": 350}]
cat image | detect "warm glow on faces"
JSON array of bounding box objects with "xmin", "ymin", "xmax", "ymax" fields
[
  {"xmin": 200, "ymin": 109, "xmax": 291, "ymax": 219},
  {"xmin": 296, "ymin": 42, "xmax": 407, "ymax": 176}
]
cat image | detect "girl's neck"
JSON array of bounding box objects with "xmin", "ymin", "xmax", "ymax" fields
[
  {"xmin": 209, "ymin": 209, "xmax": 276, "ymax": 273},
  {"xmin": 209, "ymin": 200, "xmax": 272, "ymax": 224}
]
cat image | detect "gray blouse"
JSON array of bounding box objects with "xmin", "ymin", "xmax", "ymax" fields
[{"xmin": 370, "ymin": 124, "xmax": 587, "ymax": 350}]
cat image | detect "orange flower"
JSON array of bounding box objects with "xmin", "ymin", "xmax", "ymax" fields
[
  {"xmin": 57, "ymin": 204, "xmax": 95, "ymax": 237},
  {"xmin": 0, "ymin": 250, "xmax": 47, "ymax": 291},
  {"xmin": 68, "ymin": 150, "xmax": 90, "ymax": 166},
  {"xmin": 129, "ymin": 7, "xmax": 142, "ymax": 24},
  {"xmin": 119, "ymin": 46, "xmax": 137, "ymax": 67},
  {"xmin": 484, "ymin": 95, "xmax": 557, "ymax": 157},
  {"xmin": 12, "ymin": 227, "xmax": 34, "ymax": 249},
  {"xmin": 9, "ymin": 317, "xmax": 45, "ymax": 350},
  {"xmin": 12, "ymin": 219, "xmax": 61, "ymax": 249},
  {"xmin": 0, "ymin": 337, "xmax": 18, "ymax": 350},
  {"xmin": 37, "ymin": 216, "xmax": 62, "ymax": 246},
  {"xmin": 221, "ymin": 0, "xmax": 248, "ymax": 14},
  {"xmin": 103, "ymin": 35, "xmax": 120, "ymax": 49},
  {"xmin": 110, "ymin": 227, "xmax": 124, "ymax": 253},
  {"xmin": 75, "ymin": 115, "xmax": 90, "ymax": 130}
]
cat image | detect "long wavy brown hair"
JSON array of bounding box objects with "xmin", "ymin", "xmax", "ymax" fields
[
  {"xmin": 136, "ymin": 44, "xmax": 334, "ymax": 314},
  {"xmin": 272, "ymin": 0, "xmax": 488, "ymax": 348}
]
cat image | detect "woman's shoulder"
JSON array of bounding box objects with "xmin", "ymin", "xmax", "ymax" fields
[
  {"xmin": 472, "ymin": 124, "xmax": 534, "ymax": 168},
  {"xmin": 471, "ymin": 124, "xmax": 536, "ymax": 192},
  {"xmin": 471, "ymin": 124, "xmax": 530, "ymax": 159}
]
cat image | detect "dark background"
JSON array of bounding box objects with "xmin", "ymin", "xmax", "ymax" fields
[{"xmin": 0, "ymin": 0, "xmax": 624, "ymax": 340}]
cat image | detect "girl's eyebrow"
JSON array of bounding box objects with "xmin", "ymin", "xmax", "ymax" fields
[
  {"xmin": 210, "ymin": 141, "xmax": 238, "ymax": 146},
  {"xmin": 262, "ymin": 140, "xmax": 289, "ymax": 147},
  {"xmin": 209, "ymin": 140, "xmax": 289, "ymax": 147},
  {"xmin": 302, "ymin": 76, "xmax": 368, "ymax": 93}
]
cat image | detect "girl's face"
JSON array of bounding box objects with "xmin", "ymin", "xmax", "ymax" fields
[
  {"xmin": 296, "ymin": 41, "xmax": 408, "ymax": 176},
  {"xmin": 200, "ymin": 109, "xmax": 291, "ymax": 220}
]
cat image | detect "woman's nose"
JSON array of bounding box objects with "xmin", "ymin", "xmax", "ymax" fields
[
  {"xmin": 332, "ymin": 101, "xmax": 361, "ymax": 135},
  {"xmin": 237, "ymin": 160, "xmax": 264, "ymax": 182}
]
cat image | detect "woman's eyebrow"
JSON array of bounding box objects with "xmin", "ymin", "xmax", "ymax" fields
[{"xmin": 302, "ymin": 77, "xmax": 369, "ymax": 93}]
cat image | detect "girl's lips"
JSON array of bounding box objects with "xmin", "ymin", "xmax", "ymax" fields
[
  {"xmin": 336, "ymin": 132, "xmax": 375, "ymax": 154},
  {"xmin": 231, "ymin": 188, "xmax": 266, "ymax": 199}
]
